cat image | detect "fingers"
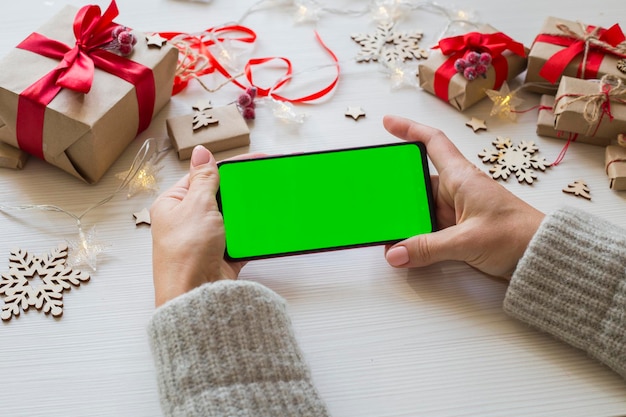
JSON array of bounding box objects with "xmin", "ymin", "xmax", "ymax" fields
[
  {"xmin": 385, "ymin": 226, "xmax": 465, "ymax": 268},
  {"xmin": 186, "ymin": 145, "xmax": 221, "ymax": 211},
  {"xmin": 382, "ymin": 115, "xmax": 468, "ymax": 174}
]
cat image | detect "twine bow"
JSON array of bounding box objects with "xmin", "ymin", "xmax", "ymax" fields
[{"xmin": 557, "ymin": 75, "xmax": 626, "ymax": 137}]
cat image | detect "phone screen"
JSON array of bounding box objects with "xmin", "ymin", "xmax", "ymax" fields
[{"xmin": 217, "ymin": 142, "xmax": 435, "ymax": 261}]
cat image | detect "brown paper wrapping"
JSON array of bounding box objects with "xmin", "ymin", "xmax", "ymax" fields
[
  {"xmin": 0, "ymin": 141, "xmax": 28, "ymax": 169},
  {"xmin": 0, "ymin": 5, "xmax": 178, "ymax": 183},
  {"xmin": 536, "ymin": 94, "xmax": 611, "ymax": 146},
  {"xmin": 553, "ymin": 76, "xmax": 626, "ymax": 140},
  {"xmin": 525, "ymin": 16, "xmax": 626, "ymax": 93},
  {"xmin": 167, "ymin": 104, "xmax": 250, "ymax": 160},
  {"xmin": 418, "ymin": 25, "xmax": 528, "ymax": 111},
  {"xmin": 605, "ymin": 145, "xmax": 626, "ymax": 190}
]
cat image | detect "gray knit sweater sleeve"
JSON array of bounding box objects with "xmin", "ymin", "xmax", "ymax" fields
[
  {"xmin": 147, "ymin": 280, "xmax": 330, "ymax": 417},
  {"xmin": 504, "ymin": 206, "xmax": 626, "ymax": 379}
]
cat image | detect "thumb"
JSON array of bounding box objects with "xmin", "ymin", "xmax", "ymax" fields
[
  {"xmin": 187, "ymin": 145, "xmax": 220, "ymax": 204},
  {"xmin": 385, "ymin": 227, "xmax": 464, "ymax": 268}
]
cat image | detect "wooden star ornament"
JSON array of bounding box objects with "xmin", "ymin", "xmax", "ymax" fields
[
  {"xmin": 133, "ymin": 208, "xmax": 152, "ymax": 226},
  {"xmin": 465, "ymin": 117, "xmax": 487, "ymax": 132},
  {"xmin": 345, "ymin": 106, "xmax": 366, "ymax": 121},
  {"xmin": 145, "ymin": 33, "xmax": 168, "ymax": 48}
]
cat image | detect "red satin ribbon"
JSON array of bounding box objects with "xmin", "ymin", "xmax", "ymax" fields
[
  {"xmin": 536, "ymin": 23, "xmax": 626, "ymax": 84},
  {"xmin": 159, "ymin": 25, "xmax": 257, "ymax": 95},
  {"xmin": 160, "ymin": 27, "xmax": 340, "ymax": 102},
  {"xmin": 15, "ymin": 0, "xmax": 156, "ymax": 160},
  {"xmin": 432, "ymin": 32, "xmax": 526, "ymax": 103}
]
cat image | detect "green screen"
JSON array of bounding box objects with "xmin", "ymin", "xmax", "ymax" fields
[{"xmin": 217, "ymin": 142, "xmax": 435, "ymax": 260}]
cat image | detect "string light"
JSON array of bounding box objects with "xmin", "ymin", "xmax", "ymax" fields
[
  {"xmin": 294, "ymin": 0, "xmax": 322, "ymax": 23},
  {"xmin": 370, "ymin": 0, "xmax": 407, "ymax": 23},
  {"xmin": 0, "ymin": 138, "xmax": 166, "ymax": 271},
  {"xmin": 270, "ymin": 99, "xmax": 307, "ymax": 123},
  {"xmin": 485, "ymin": 81, "xmax": 525, "ymax": 121},
  {"xmin": 381, "ymin": 61, "xmax": 419, "ymax": 89}
]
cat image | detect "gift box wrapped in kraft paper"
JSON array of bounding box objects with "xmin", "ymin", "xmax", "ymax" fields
[
  {"xmin": 418, "ymin": 26, "xmax": 528, "ymax": 111},
  {"xmin": 0, "ymin": 142, "xmax": 28, "ymax": 170},
  {"xmin": 0, "ymin": 1, "xmax": 178, "ymax": 183},
  {"xmin": 525, "ymin": 16, "xmax": 626, "ymax": 93},
  {"xmin": 536, "ymin": 94, "xmax": 611, "ymax": 146},
  {"xmin": 553, "ymin": 75, "xmax": 626, "ymax": 141},
  {"xmin": 167, "ymin": 104, "xmax": 250, "ymax": 160},
  {"xmin": 605, "ymin": 145, "xmax": 626, "ymax": 190}
]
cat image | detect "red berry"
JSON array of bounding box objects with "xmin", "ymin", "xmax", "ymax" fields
[
  {"xmin": 111, "ymin": 26, "xmax": 125, "ymax": 38},
  {"xmin": 118, "ymin": 43, "xmax": 133, "ymax": 56},
  {"xmin": 454, "ymin": 58, "xmax": 468, "ymax": 73},
  {"xmin": 479, "ymin": 52, "xmax": 492, "ymax": 66},
  {"xmin": 245, "ymin": 87, "xmax": 257, "ymax": 100},
  {"xmin": 463, "ymin": 66, "xmax": 477, "ymax": 81},
  {"xmin": 242, "ymin": 106, "xmax": 255, "ymax": 120},
  {"xmin": 237, "ymin": 93, "xmax": 252, "ymax": 107},
  {"xmin": 118, "ymin": 31, "xmax": 134, "ymax": 45},
  {"xmin": 466, "ymin": 51, "xmax": 480, "ymax": 65},
  {"xmin": 475, "ymin": 64, "xmax": 488, "ymax": 75}
]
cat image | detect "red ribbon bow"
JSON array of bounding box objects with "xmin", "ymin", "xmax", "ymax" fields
[
  {"xmin": 432, "ymin": 32, "xmax": 526, "ymax": 103},
  {"xmin": 16, "ymin": 0, "xmax": 155, "ymax": 160},
  {"xmin": 435, "ymin": 32, "xmax": 526, "ymax": 58},
  {"xmin": 537, "ymin": 23, "xmax": 626, "ymax": 84}
]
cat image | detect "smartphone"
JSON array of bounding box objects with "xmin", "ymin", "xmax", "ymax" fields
[{"xmin": 217, "ymin": 141, "xmax": 436, "ymax": 261}]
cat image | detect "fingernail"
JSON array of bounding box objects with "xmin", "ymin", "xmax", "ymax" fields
[
  {"xmin": 386, "ymin": 246, "xmax": 409, "ymax": 266},
  {"xmin": 191, "ymin": 145, "xmax": 212, "ymax": 167}
]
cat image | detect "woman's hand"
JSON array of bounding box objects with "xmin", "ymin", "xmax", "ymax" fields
[
  {"xmin": 383, "ymin": 115, "xmax": 545, "ymax": 279},
  {"xmin": 150, "ymin": 145, "xmax": 245, "ymax": 307}
]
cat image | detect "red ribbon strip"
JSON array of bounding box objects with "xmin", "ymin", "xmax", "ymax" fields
[
  {"xmin": 159, "ymin": 25, "xmax": 257, "ymax": 95},
  {"xmin": 432, "ymin": 32, "xmax": 526, "ymax": 103},
  {"xmin": 15, "ymin": 0, "xmax": 155, "ymax": 160},
  {"xmin": 160, "ymin": 27, "xmax": 340, "ymax": 103},
  {"xmin": 536, "ymin": 23, "xmax": 626, "ymax": 84}
]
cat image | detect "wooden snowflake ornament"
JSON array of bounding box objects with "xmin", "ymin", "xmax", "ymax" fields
[
  {"xmin": 351, "ymin": 22, "xmax": 428, "ymax": 63},
  {"xmin": 0, "ymin": 244, "xmax": 90, "ymax": 321},
  {"xmin": 478, "ymin": 137, "xmax": 549, "ymax": 184}
]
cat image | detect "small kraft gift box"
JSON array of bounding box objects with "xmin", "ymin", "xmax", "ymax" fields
[
  {"xmin": 553, "ymin": 75, "xmax": 626, "ymax": 141},
  {"xmin": 536, "ymin": 94, "xmax": 612, "ymax": 146},
  {"xmin": 0, "ymin": 142, "xmax": 28, "ymax": 170},
  {"xmin": 167, "ymin": 104, "xmax": 250, "ymax": 160},
  {"xmin": 525, "ymin": 16, "xmax": 626, "ymax": 93},
  {"xmin": 0, "ymin": 1, "xmax": 178, "ymax": 183},
  {"xmin": 418, "ymin": 26, "xmax": 528, "ymax": 111},
  {"xmin": 605, "ymin": 144, "xmax": 626, "ymax": 190}
]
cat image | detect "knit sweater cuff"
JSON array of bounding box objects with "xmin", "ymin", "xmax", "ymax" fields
[
  {"xmin": 504, "ymin": 206, "xmax": 626, "ymax": 378},
  {"xmin": 148, "ymin": 280, "xmax": 329, "ymax": 417}
]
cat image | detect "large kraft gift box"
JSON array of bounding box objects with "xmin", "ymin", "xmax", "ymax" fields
[
  {"xmin": 418, "ymin": 26, "xmax": 528, "ymax": 111},
  {"xmin": 553, "ymin": 76, "xmax": 626, "ymax": 141},
  {"xmin": 536, "ymin": 94, "xmax": 611, "ymax": 146},
  {"xmin": 0, "ymin": 2, "xmax": 178, "ymax": 183},
  {"xmin": 525, "ymin": 16, "xmax": 626, "ymax": 93},
  {"xmin": 605, "ymin": 145, "xmax": 626, "ymax": 190}
]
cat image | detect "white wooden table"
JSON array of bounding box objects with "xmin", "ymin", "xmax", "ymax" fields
[{"xmin": 1, "ymin": 1, "xmax": 625, "ymax": 416}]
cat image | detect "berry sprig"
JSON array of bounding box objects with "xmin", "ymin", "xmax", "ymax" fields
[
  {"xmin": 105, "ymin": 26, "xmax": 137, "ymax": 56},
  {"xmin": 237, "ymin": 87, "xmax": 257, "ymax": 120},
  {"xmin": 454, "ymin": 51, "xmax": 492, "ymax": 81}
]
